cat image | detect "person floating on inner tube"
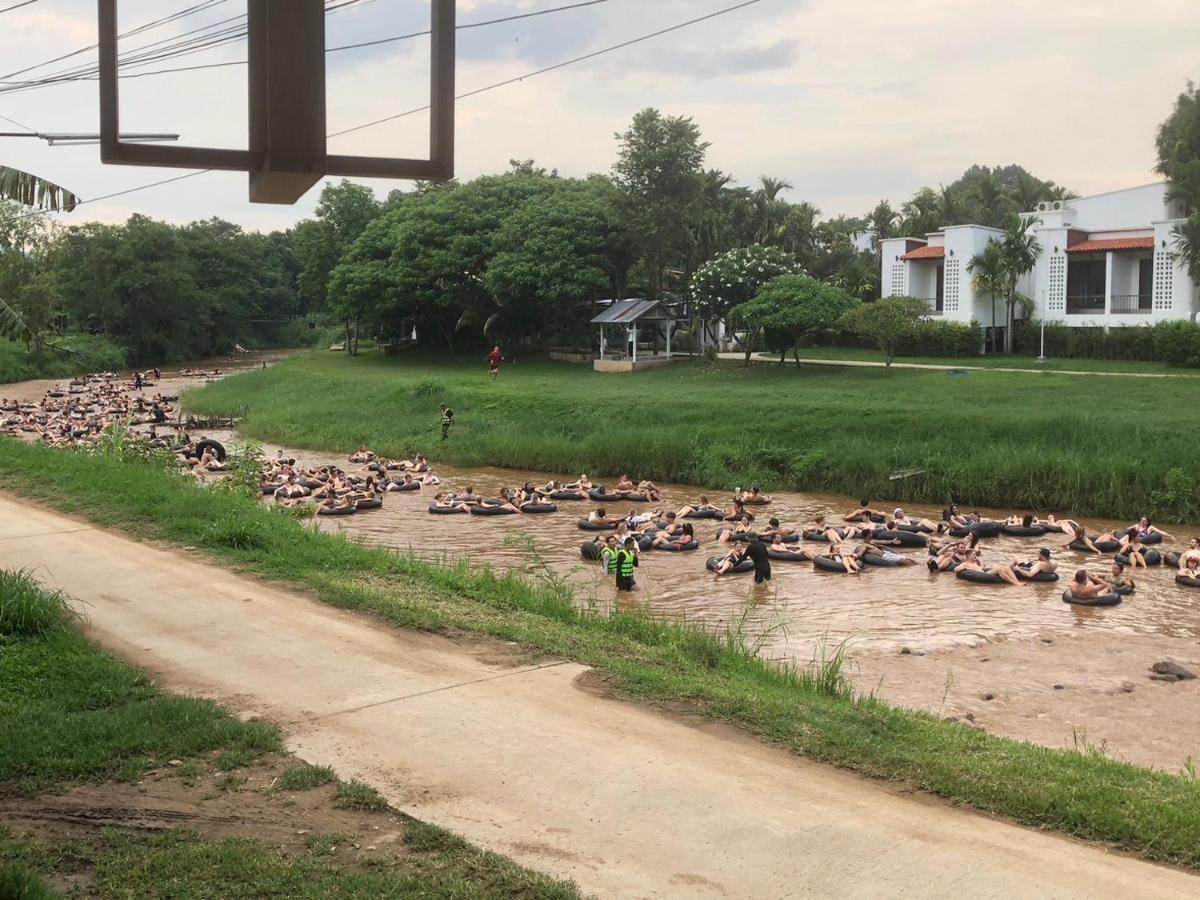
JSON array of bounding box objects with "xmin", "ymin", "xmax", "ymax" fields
[
  {"xmin": 844, "ymin": 499, "xmax": 884, "ymax": 523},
  {"xmin": 1067, "ymin": 569, "xmax": 1114, "ymax": 601},
  {"xmin": 854, "ymin": 540, "xmax": 918, "ymax": 566},
  {"xmin": 440, "ymin": 404, "xmax": 454, "ymax": 441},
  {"xmin": 713, "ymin": 543, "xmax": 749, "ymax": 577},
  {"xmin": 1105, "ymin": 561, "xmax": 1136, "ymax": 594},
  {"xmin": 614, "ymin": 537, "xmax": 639, "ymax": 592},
  {"xmin": 824, "ymin": 541, "xmax": 861, "ymax": 574},
  {"xmin": 957, "ymin": 548, "xmax": 1025, "ymax": 586},
  {"xmin": 1012, "ymin": 548, "xmax": 1057, "ymax": 580},
  {"xmin": 737, "ymin": 486, "xmax": 772, "ymax": 505},
  {"xmin": 1126, "ymin": 516, "xmax": 1175, "ymax": 544},
  {"xmin": 1117, "ymin": 531, "xmax": 1150, "ymax": 569}
]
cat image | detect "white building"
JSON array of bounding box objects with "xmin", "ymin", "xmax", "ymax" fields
[{"xmin": 879, "ymin": 182, "xmax": 1198, "ymax": 334}]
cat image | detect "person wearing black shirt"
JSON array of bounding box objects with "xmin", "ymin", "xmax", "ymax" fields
[{"xmin": 745, "ymin": 539, "xmax": 772, "ymax": 584}]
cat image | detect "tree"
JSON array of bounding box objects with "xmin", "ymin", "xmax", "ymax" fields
[
  {"xmin": 967, "ymin": 241, "xmax": 1006, "ymax": 354},
  {"xmin": 688, "ymin": 245, "xmax": 803, "ymax": 360},
  {"xmin": 840, "ymin": 297, "xmax": 927, "ymax": 368},
  {"xmin": 293, "ymin": 180, "xmax": 381, "ymax": 327},
  {"xmin": 998, "ymin": 214, "xmax": 1040, "ymax": 352},
  {"xmin": 0, "ymin": 166, "xmax": 78, "ymax": 211},
  {"xmin": 1157, "ymin": 82, "xmax": 1200, "ymax": 281},
  {"xmin": 730, "ymin": 275, "xmax": 859, "ymax": 367},
  {"xmin": 614, "ymin": 108, "xmax": 708, "ymax": 299},
  {"xmin": 482, "ymin": 179, "xmax": 632, "ymax": 345},
  {"xmin": 0, "ymin": 200, "xmax": 60, "ymax": 352}
]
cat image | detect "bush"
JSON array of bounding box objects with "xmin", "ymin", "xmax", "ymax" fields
[
  {"xmin": 1153, "ymin": 321, "xmax": 1200, "ymax": 367},
  {"xmin": 897, "ymin": 319, "xmax": 983, "ymax": 357},
  {"xmin": 0, "ymin": 569, "xmax": 82, "ymax": 638},
  {"xmin": 1014, "ymin": 320, "xmax": 1200, "ymax": 365}
]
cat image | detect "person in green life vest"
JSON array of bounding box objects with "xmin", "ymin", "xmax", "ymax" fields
[
  {"xmin": 440, "ymin": 404, "xmax": 454, "ymax": 441},
  {"xmin": 599, "ymin": 534, "xmax": 619, "ymax": 575},
  {"xmin": 615, "ymin": 536, "xmax": 639, "ymax": 592}
]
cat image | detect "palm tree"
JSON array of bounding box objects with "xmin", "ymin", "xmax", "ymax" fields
[
  {"xmin": 1172, "ymin": 215, "xmax": 1200, "ymax": 283},
  {"xmin": 968, "ymin": 241, "xmax": 1006, "ymax": 354},
  {"xmin": 0, "ymin": 166, "xmax": 78, "ymax": 211},
  {"xmin": 998, "ymin": 215, "xmax": 1041, "ymax": 352},
  {"xmin": 751, "ymin": 176, "xmax": 794, "ymax": 245}
]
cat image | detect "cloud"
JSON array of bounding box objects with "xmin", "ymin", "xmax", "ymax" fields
[{"xmin": 1, "ymin": 0, "xmax": 1197, "ymax": 232}]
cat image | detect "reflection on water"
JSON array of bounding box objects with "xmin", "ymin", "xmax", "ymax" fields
[{"xmin": 283, "ymin": 459, "xmax": 1200, "ymax": 661}]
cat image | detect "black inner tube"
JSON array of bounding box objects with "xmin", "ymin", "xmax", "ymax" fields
[
  {"xmin": 1062, "ymin": 589, "xmax": 1122, "ymax": 606},
  {"xmin": 957, "ymin": 568, "xmax": 1004, "ymax": 584},
  {"xmin": 813, "ymin": 555, "xmax": 848, "ymax": 573},
  {"xmin": 196, "ymin": 439, "xmax": 226, "ymax": 462}
]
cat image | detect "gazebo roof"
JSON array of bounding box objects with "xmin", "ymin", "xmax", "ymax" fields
[{"xmin": 590, "ymin": 299, "xmax": 673, "ymax": 325}]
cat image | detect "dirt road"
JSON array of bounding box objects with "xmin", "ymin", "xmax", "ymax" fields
[{"xmin": 2, "ymin": 494, "xmax": 1195, "ymax": 898}]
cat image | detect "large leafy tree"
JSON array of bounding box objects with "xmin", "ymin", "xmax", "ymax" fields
[
  {"xmin": 730, "ymin": 274, "xmax": 859, "ymax": 367},
  {"xmin": 483, "ymin": 178, "xmax": 633, "ymax": 345},
  {"xmin": 614, "ymin": 108, "xmax": 708, "ymax": 299},
  {"xmin": 1156, "ymin": 81, "xmax": 1200, "ymax": 280},
  {"xmin": 0, "ymin": 200, "xmax": 61, "ymax": 351},
  {"xmin": 293, "ymin": 180, "xmax": 381, "ymax": 317},
  {"xmin": 967, "ymin": 241, "xmax": 1007, "ymax": 354}
]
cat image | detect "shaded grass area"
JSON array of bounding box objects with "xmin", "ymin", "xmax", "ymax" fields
[
  {"xmin": 0, "ymin": 825, "xmax": 578, "ymax": 900},
  {"xmin": 0, "ymin": 569, "xmax": 580, "ymax": 899},
  {"xmin": 187, "ymin": 351, "xmax": 1200, "ymax": 521},
  {"xmin": 0, "ymin": 335, "xmax": 127, "ymax": 386},
  {"xmin": 3, "ymin": 442, "xmax": 1200, "ymax": 869},
  {"xmin": 789, "ymin": 345, "xmax": 1192, "ymax": 374}
]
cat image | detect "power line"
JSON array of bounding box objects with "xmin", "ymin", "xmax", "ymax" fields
[
  {"xmin": 330, "ymin": 0, "xmax": 762, "ymax": 138},
  {"xmin": 0, "ymin": 0, "xmax": 611, "ymax": 89},
  {"xmin": 0, "ymin": 0, "xmax": 40, "ymax": 14},
  {"xmin": 13, "ymin": 0, "xmax": 762, "ymax": 221}
]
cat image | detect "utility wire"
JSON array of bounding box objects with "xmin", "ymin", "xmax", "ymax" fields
[
  {"xmin": 13, "ymin": 0, "xmax": 761, "ymax": 221},
  {"xmin": 0, "ymin": 0, "xmax": 40, "ymax": 14},
  {"xmin": 0, "ymin": 0, "xmax": 610, "ymax": 89}
]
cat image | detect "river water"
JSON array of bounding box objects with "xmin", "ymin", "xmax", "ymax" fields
[{"xmin": 7, "ymin": 354, "xmax": 1200, "ymax": 767}]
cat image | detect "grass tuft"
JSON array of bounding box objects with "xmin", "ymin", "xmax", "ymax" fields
[
  {"xmin": 334, "ymin": 780, "xmax": 389, "ymax": 812},
  {"xmin": 0, "ymin": 569, "xmax": 81, "ymax": 639},
  {"xmin": 277, "ymin": 764, "xmax": 337, "ymax": 792},
  {"xmin": 0, "ymin": 864, "xmax": 59, "ymax": 900}
]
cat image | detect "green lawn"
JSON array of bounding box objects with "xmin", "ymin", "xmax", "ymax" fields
[
  {"xmin": 788, "ymin": 346, "xmax": 1192, "ymax": 374},
  {"xmin": 3, "ymin": 443, "xmax": 1200, "ymax": 871},
  {"xmin": 0, "ymin": 569, "xmax": 579, "ymax": 899},
  {"xmin": 187, "ymin": 350, "xmax": 1200, "ymax": 522}
]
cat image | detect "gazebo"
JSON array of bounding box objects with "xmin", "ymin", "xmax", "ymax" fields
[{"xmin": 590, "ymin": 299, "xmax": 677, "ymax": 373}]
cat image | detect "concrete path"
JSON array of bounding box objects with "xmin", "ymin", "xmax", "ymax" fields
[
  {"xmin": 711, "ymin": 351, "xmax": 1193, "ymax": 378},
  {"xmin": 2, "ymin": 494, "xmax": 1196, "ymax": 899}
]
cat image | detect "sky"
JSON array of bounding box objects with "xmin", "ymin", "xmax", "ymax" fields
[{"xmin": 1, "ymin": 0, "xmax": 1198, "ymax": 232}]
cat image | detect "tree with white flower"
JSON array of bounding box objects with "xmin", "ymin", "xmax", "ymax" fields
[{"xmin": 689, "ymin": 245, "xmax": 803, "ymax": 356}]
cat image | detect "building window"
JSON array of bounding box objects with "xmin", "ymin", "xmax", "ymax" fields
[{"xmin": 1066, "ymin": 258, "xmax": 1105, "ymax": 314}]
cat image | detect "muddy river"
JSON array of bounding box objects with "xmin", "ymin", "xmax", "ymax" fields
[{"xmin": 7, "ymin": 355, "xmax": 1200, "ymax": 771}]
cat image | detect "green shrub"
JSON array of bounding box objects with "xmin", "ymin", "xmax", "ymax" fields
[
  {"xmin": 1153, "ymin": 321, "xmax": 1200, "ymax": 367},
  {"xmin": 0, "ymin": 569, "xmax": 81, "ymax": 639},
  {"xmin": 897, "ymin": 319, "xmax": 983, "ymax": 357},
  {"xmin": 0, "ymin": 864, "xmax": 58, "ymax": 900}
]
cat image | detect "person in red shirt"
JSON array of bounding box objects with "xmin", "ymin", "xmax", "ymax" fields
[{"xmin": 488, "ymin": 346, "xmax": 503, "ymax": 379}]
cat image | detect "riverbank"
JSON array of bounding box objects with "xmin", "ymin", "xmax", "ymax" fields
[
  {"xmin": 0, "ymin": 569, "xmax": 580, "ymax": 899},
  {"xmin": 786, "ymin": 346, "xmax": 1197, "ymax": 375},
  {"xmin": 1, "ymin": 443, "xmax": 1200, "ymax": 871},
  {"xmin": 3, "ymin": 502, "xmax": 1199, "ymax": 898},
  {"xmin": 185, "ymin": 351, "xmax": 1200, "ymax": 522},
  {"xmin": 0, "ymin": 335, "xmax": 127, "ymax": 386}
]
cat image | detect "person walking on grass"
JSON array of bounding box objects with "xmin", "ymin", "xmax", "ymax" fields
[
  {"xmin": 488, "ymin": 345, "xmax": 503, "ymax": 380},
  {"xmin": 440, "ymin": 404, "xmax": 454, "ymax": 441},
  {"xmin": 615, "ymin": 536, "xmax": 639, "ymax": 592}
]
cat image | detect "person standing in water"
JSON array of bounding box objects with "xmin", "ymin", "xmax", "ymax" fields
[
  {"xmin": 745, "ymin": 538, "xmax": 772, "ymax": 585},
  {"xmin": 439, "ymin": 404, "xmax": 454, "ymax": 441},
  {"xmin": 488, "ymin": 346, "xmax": 503, "ymax": 380},
  {"xmin": 615, "ymin": 537, "xmax": 639, "ymax": 592}
]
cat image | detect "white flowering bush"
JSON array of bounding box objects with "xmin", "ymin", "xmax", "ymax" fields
[{"xmin": 689, "ymin": 245, "xmax": 803, "ymax": 320}]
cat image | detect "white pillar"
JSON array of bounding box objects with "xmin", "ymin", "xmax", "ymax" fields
[
  {"xmin": 599, "ymin": 327, "xmax": 605, "ymax": 359},
  {"xmin": 631, "ymin": 324, "xmax": 638, "ymax": 362},
  {"xmin": 666, "ymin": 322, "xmax": 672, "ymax": 357}
]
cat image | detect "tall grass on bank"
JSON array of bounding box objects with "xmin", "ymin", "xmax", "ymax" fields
[
  {"xmin": 0, "ymin": 569, "xmax": 81, "ymax": 638},
  {"xmin": 185, "ymin": 352, "xmax": 1200, "ymax": 522},
  {"xmin": 0, "ymin": 334, "xmax": 127, "ymax": 385},
  {"xmin": 3, "ymin": 442, "xmax": 1200, "ymax": 868}
]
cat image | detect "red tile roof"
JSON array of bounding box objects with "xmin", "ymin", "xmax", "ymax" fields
[
  {"xmin": 899, "ymin": 245, "xmax": 945, "ymax": 261},
  {"xmin": 1066, "ymin": 237, "xmax": 1155, "ymax": 254}
]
